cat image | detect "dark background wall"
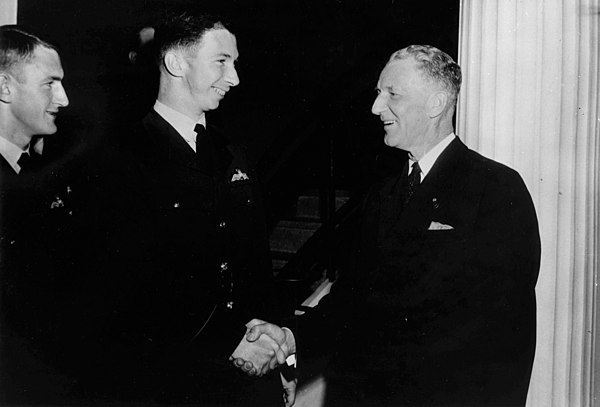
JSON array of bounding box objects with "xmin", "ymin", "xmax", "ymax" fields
[{"xmin": 18, "ymin": 0, "xmax": 459, "ymax": 196}]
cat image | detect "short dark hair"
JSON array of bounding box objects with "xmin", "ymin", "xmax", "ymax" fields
[
  {"xmin": 153, "ymin": 11, "xmax": 229, "ymax": 67},
  {"xmin": 0, "ymin": 25, "xmax": 58, "ymax": 74},
  {"xmin": 389, "ymin": 45, "xmax": 462, "ymax": 105}
]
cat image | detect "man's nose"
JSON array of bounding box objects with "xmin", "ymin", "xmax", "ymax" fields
[
  {"xmin": 371, "ymin": 93, "xmax": 385, "ymax": 115},
  {"xmin": 54, "ymin": 83, "xmax": 69, "ymax": 107},
  {"xmin": 226, "ymin": 66, "xmax": 240, "ymax": 87}
]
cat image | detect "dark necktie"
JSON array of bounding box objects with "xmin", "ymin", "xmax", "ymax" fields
[
  {"xmin": 194, "ymin": 124, "xmax": 215, "ymax": 174},
  {"xmin": 194, "ymin": 124, "xmax": 207, "ymax": 151},
  {"xmin": 403, "ymin": 161, "xmax": 421, "ymax": 208},
  {"xmin": 17, "ymin": 152, "xmax": 34, "ymax": 174}
]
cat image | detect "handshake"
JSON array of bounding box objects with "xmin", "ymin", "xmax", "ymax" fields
[{"xmin": 230, "ymin": 319, "xmax": 297, "ymax": 406}]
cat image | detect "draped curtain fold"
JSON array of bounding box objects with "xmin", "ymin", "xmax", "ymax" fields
[{"xmin": 457, "ymin": 0, "xmax": 599, "ymax": 405}]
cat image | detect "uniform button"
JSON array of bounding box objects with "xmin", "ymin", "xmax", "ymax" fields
[
  {"xmin": 219, "ymin": 221, "xmax": 226, "ymax": 228},
  {"xmin": 220, "ymin": 262, "xmax": 228, "ymax": 271}
]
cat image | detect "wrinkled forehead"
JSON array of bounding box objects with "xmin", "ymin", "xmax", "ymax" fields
[
  {"xmin": 378, "ymin": 58, "xmax": 420, "ymax": 86},
  {"xmin": 379, "ymin": 59, "xmax": 418, "ymax": 84}
]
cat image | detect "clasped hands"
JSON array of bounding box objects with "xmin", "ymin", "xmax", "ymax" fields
[
  {"xmin": 229, "ymin": 318, "xmax": 295, "ymax": 376},
  {"xmin": 229, "ymin": 319, "xmax": 297, "ymax": 406}
]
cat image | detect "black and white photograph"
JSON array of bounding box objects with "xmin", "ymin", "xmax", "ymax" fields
[{"xmin": 0, "ymin": 0, "xmax": 598, "ymax": 406}]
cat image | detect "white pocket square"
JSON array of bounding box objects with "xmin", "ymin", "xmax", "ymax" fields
[
  {"xmin": 231, "ymin": 169, "xmax": 249, "ymax": 182},
  {"xmin": 428, "ymin": 221, "xmax": 454, "ymax": 230}
]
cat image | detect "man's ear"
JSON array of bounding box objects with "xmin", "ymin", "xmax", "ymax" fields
[
  {"xmin": 427, "ymin": 91, "xmax": 449, "ymax": 118},
  {"xmin": 163, "ymin": 51, "xmax": 185, "ymax": 78},
  {"xmin": 0, "ymin": 73, "xmax": 12, "ymax": 103}
]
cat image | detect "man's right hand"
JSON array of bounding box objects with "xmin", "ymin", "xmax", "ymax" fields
[{"xmin": 230, "ymin": 319, "xmax": 296, "ymax": 376}]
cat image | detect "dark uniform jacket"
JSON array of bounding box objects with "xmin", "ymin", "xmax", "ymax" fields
[
  {"xmin": 77, "ymin": 110, "xmax": 277, "ymax": 405},
  {"xmin": 299, "ymin": 137, "xmax": 541, "ymax": 406},
  {"xmin": 0, "ymin": 148, "xmax": 89, "ymax": 404}
]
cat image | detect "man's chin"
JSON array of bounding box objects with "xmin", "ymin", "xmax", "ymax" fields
[
  {"xmin": 383, "ymin": 134, "xmax": 397, "ymax": 148},
  {"xmin": 202, "ymin": 101, "xmax": 220, "ymax": 113},
  {"xmin": 37, "ymin": 125, "xmax": 58, "ymax": 136}
]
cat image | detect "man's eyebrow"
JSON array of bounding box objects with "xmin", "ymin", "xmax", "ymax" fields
[
  {"xmin": 39, "ymin": 74, "xmax": 63, "ymax": 83},
  {"xmin": 215, "ymin": 52, "xmax": 239, "ymax": 62}
]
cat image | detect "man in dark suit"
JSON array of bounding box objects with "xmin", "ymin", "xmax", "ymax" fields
[
  {"xmin": 237, "ymin": 45, "xmax": 541, "ymax": 406},
  {"xmin": 83, "ymin": 11, "xmax": 282, "ymax": 405},
  {"xmin": 0, "ymin": 25, "xmax": 87, "ymax": 403}
]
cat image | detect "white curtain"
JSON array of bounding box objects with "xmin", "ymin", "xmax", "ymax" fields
[
  {"xmin": 0, "ymin": 0, "xmax": 17, "ymax": 25},
  {"xmin": 457, "ymin": 0, "xmax": 600, "ymax": 406}
]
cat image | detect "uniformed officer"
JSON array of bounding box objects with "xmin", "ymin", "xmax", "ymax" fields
[
  {"xmin": 0, "ymin": 25, "xmax": 88, "ymax": 404},
  {"xmin": 83, "ymin": 11, "xmax": 280, "ymax": 405}
]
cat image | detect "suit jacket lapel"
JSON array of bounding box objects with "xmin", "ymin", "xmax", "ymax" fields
[
  {"xmin": 207, "ymin": 123, "xmax": 233, "ymax": 176},
  {"xmin": 0, "ymin": 154, "xmax": 16, "ymax": 177},
  {"xmin": 142, "ymin": 111, "xmax": 234, "ymax": 177},
  {"xmin": 383, "ymin": 138, "xmax": 468, "ymax": 236},
  {"xmin": 377, "ymin": 162, "xmax": 408, "ymax": 243},
  {"xmin": 142, "ymin": 110, "xmax": 202, "ymax": 171}
]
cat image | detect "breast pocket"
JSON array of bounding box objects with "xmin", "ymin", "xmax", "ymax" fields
[
  {"xmin": 421, "ymin": 226, "xmax": 470, "ymax": 270},
  {"xmin": 228, "ymin": 180, "xmax": 255, "ymax": 207},
  {"xmin": 425, "ymin": 228, "xmax": 458, "ymax": 239}
]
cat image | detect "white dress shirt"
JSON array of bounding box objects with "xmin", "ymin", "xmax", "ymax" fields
[{"xmin": 409, "ymin": 133, "xmax": 456, "ymax": 182}]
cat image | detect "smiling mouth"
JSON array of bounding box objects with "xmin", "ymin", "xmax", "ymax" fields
[
  {"xmin": 382, "ymin": 120, "xmax": 395, "ymax": 126},
  {"xmin": 213, "ymin": 87, "xmax": 226, "ymax": 97}
]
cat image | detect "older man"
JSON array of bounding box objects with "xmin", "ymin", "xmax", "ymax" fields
[
  {"xmin": 239, "ymin": 45, "xmax": 541, "ymax": 407},
  {"xmin": 87, "ymin": 11, "xmax": 280, "ymax": 405}
]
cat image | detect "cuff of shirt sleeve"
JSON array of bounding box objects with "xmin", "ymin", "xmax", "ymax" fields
[{"xmin": 281, "ymin": 327, "xmax": 297, "ymax": 361}]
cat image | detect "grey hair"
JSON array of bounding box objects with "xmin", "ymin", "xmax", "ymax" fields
[{"xmin": 389, "ymin": 45, "xmax": 461, "ymax": 105}]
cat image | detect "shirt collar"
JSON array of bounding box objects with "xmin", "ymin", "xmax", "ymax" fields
[
  {"xmin": 32, "ymin": 138, "xmax": 44, "ymax": 155},
  {"xmin": 0, "ymin": 136, "xmax": 36, "ymax": 174},
  {"xmin": 153, "ymin": 100, "xmax": 206, "ymax": 151},
  {"xmin": 409, "ymin": 133, "xmax": 456, "ymax": 181}
]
